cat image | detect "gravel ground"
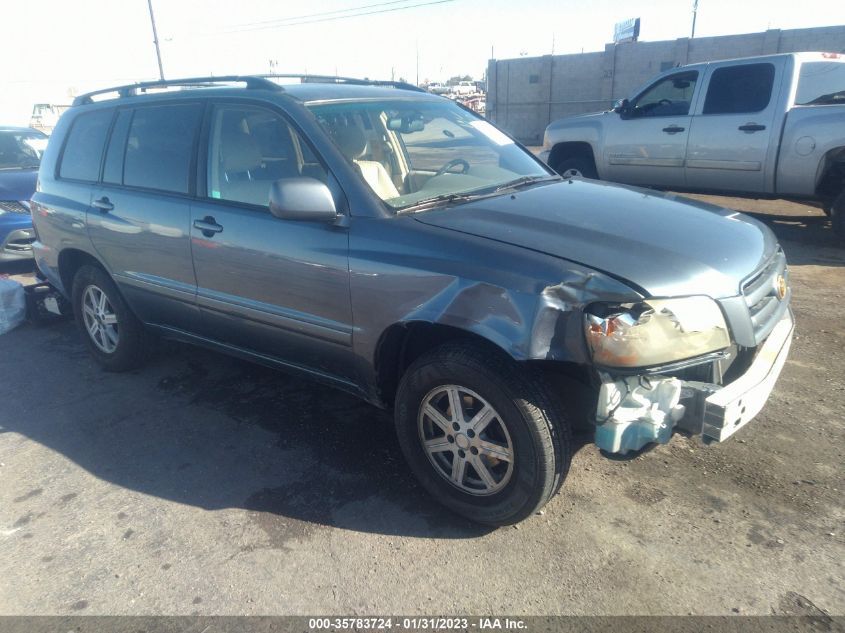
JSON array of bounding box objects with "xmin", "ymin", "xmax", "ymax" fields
[{"xmin": 0, "ymin": 195, "xmax": 842, "ymax": 617}]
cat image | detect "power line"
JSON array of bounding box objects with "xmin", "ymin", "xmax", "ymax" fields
[
  {"xmin": 222, "ymin": 0, "xmax": 457, "ymax": 33},
  {"xmin": 228, "ymin": 0, "xmax": 421, "ymax": 30}
]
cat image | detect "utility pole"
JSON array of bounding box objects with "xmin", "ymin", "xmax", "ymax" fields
[
  {"xmin": 691, "ymin": 0, "xmax": 699, "ymax": 39},
  {"xmin": 147, "ymin": 0, "xmax": 165, "ymax": 80},
  {"xmin": 416, "ymin": 40, "xmax": 419, "ymax": 86}
]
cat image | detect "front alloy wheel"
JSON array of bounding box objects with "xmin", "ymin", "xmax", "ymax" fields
[
  {"xmin": 395, "ymin": 342, "xmax": 572, "ymax": 525},
  {"xmin": 419, "ymin": 385, "xmax": 514, "ymax": 495}
]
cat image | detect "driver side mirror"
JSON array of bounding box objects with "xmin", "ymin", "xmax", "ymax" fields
[
  {"xmin": 269, "ymin": 178, "xmax": 338, "ymax": 222},
  {"xmin": 613, "ymin": 98, "xmax": 631, "ymax": 118}
]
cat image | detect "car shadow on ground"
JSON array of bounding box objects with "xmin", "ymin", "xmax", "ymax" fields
[{"xmin": 4, "ymin": 320, "xmax": 553, "ymax": 539}]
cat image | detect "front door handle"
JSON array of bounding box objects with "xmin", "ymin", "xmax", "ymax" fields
[
  {"xmin": 92, "ymin": 197, "xmax": 114, "ymax": 212},
  {"xmin": 662, "ymin": 125, "xmax": 686, "ymax": 134},
  {"xmin": 193, "ymin": 216, "xmax": 223, "ymax": 237},
  {"xmin": 739, "ymin": 123, "xmax": 766, "ymax": 132}
]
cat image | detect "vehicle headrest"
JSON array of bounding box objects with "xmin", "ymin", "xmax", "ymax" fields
[
  {"xmin": 332, "ymin": 124, "xmax": 366, "ymax": 160},
  {"xmin": 222, "ymin": 131, "xmax": 262, "ymax": 172}
]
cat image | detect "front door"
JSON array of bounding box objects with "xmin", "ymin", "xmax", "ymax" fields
[
  {"xmin": 685, "ymin": 61, "xmax": 782, "ymax": 193},
  {"xmin": 603, "ymin": 70, "xmax": 700, "ymax": 188},
  {"xmin": 189, "ymin": 102, "xmax": 355, "ymax": 383}
]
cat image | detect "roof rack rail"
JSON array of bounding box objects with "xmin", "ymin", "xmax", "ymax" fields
[
  {"xmin": 72, "ymin": 75, "xmax": 282, "ymax": 106},
  {"xmin": 259, "ymin": 74, "xmax": 427, "ymax": 93}
]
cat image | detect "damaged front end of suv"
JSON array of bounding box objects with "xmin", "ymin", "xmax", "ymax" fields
[{"xmin": 583, "ymin": 252, "xmax": 793, "ymax": 454}]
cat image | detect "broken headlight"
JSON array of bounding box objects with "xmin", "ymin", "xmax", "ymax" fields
[{"xmin": 584, "ymin": 296, "xmax": 730, "ymax": 368}]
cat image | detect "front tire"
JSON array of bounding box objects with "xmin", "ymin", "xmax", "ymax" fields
[
  {"xmin": 71, "ymin": 264, "xmax": 148, "ymax": 371},
  {"xmin": 394, "ymin": 342, "xmax": 572, "ymax": 525},
  {"xmin": 553, "ymin": 155, "xmax": 598, "ymax": 180}
]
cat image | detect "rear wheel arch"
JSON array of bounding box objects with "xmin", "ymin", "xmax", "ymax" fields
[
  {"xmin": 816, "ymin": 147, "xmax": 845, "ymax": 214},
  {"xmin": 58, "ymin": 249, "xmax": 108, "ymax": 297}
]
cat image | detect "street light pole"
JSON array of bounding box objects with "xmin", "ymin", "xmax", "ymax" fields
[
  {"xmin": 147, "ymin": 0, "xmax": 165, "ymax": 80},
  {"xmin": 691, "ymin": 0, "xmax": 699, "ymax": 39}
]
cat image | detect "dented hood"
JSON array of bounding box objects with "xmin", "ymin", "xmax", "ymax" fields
[{"xmin": 413, "ymin": 179, "xmax": 778, "ymax": 299}]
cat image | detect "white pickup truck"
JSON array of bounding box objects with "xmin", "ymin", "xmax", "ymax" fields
[{"xmin": 540, "ymin": 52, "xmax": 845, "ymax": 237}]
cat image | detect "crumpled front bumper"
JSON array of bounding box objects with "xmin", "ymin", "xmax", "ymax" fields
[{"xmin": 594, "ymin": 309, "xmax": 794, "ymax": 454}]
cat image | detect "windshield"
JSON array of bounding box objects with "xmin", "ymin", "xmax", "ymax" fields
[
  {"xmin": 308, "ymin": 99, "xmax": 551, "ymax": 210},
  {"xmin": 0, "ymin": 130, "xmax": 46, "ymax": 170},
  {"xmin": 795, "ymin": 60, "xmax": 845, "ymax": 106}
]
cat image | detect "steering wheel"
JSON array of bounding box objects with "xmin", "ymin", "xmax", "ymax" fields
[
  {"xmin": 434, "ymin": 158, "xmax": 470, "ymax": 177},
  {"xmin": 658, "ymin": 98, "xmax": 673, "ymax": 106}
]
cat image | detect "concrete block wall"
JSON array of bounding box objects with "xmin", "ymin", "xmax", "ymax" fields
[{"xmin": 487, "ymin": 24, "xmax": 845, "ymax": 144}]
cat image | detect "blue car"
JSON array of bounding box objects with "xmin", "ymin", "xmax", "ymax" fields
[{"xmin": 0, "ymin": 126, "xmax": 46, "ymax": 261}]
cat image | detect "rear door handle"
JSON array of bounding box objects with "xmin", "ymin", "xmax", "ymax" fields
[
  {"xmin": 193, "ymin": 216, "xmax": 223, "ymax": 237},
  {"xmin": 92, "ymin": 197, "xmax": 114, "ymax": 212},
  {"xmin": 739, "ymin": 123, "xmax": 766, "ymax": 132},
  {"xmin": 662, "ymin": 125, "xmax": 686, "ymax": 134}
]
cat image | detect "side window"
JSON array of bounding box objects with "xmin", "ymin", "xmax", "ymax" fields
[
  {"xmin": 630, "ymin": 71, "xmax": 698, "ymax": 118},
  {"xmin": 207, "ymin": 105, "xmax": 327, "ymax": 208},
  {"xmin": 123, "ymin": 103, "xmax": 203, "ymax": 194},
  {"xmin": 58, "ymin": 109, "xmax": 113, "ymax": 182},
  {"xmin": 102, "ymin": 110, "xmax": 132, "ymax": 185},
  {"xmin": 703, "ymin": 64, "xmax": 776, "ymax": 115}
]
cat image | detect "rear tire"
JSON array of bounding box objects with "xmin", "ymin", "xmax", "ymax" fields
[
  {"xmin": 831, "ymin": 190, "xmax": 845, "ymax": 239},
  {"xmin": 71, "ymin": 264, "xmax": 148, "ymax": 371},
  {"xmin": 553, "ymin": 155, "xmax": 598, "ymax": 180},
  {"xmin": 394, "ymin": 342, "xmax": 572, "ymax": 525}
]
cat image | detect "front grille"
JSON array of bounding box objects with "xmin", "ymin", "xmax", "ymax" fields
[
  {"xmin": 741, "ymin": 249, "xmax": 788, "ymax": 345},
  {"xmin": 0, "ymin": 200, "xmax": 29, "ymax": 214}
]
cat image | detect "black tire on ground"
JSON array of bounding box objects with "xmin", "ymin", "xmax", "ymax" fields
[
  {"xmin": 71, "ymin": 264, "xmax": 149, "ymax": 371},
  {"xmin": 552, "ymin": 155, "xmax": 598, "ymax": 180},
  {"xmin": 831, "ymin": 190, "xmax": 845, "ymax": 238},
  {"xmin": 394, "ymin": 342, "xmax": 572, "ymax": 525}
]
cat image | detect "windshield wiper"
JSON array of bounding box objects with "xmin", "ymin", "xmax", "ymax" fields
[
  {"xmin": 397, "ymin": 191, "xmax": 486, "ymax": 213},
  {"xmin": 492, "ymin": 174, "xmax": 560, "ymax": 193}
]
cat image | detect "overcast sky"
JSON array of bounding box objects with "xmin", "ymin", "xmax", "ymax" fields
[{"xmin": 2, "ymin": 0, "xmax": 844, "ymax": 124}]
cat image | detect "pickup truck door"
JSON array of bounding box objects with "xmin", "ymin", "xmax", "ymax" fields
[
  {"xmin": 189, "ymin": 102, "xmax": 356, "ymax": 385},
  {"xmin": 685, "ymin": 60, "xmax": 785, "ymax": 193},
  {"xmin": 602, "ymin": 70, "xmax": 700, "ymax": 187}
]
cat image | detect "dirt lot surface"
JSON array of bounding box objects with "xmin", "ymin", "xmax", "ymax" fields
[{"xmin": 0, "ymin": 195, "xmax": 843, "ymax": 617}]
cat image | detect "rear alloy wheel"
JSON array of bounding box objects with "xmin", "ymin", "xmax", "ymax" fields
[
  {"xmin": 72, "ymin": 264, "xmax": 149, "ymax": 371},
  {"xmin": 395, "ymin": 342, "xmax": 572, "ymax": 525}
]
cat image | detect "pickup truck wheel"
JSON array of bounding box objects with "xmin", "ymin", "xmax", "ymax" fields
[
  {"xmin": 832, "ymin": 190, "xmax": 845, "ymax": 238},
  {"xmin": 553, "ymin": 156, "xmax": 597, "ymax": 180},
  {"xmin": 71, "ymin": 264, "xmax": 148, "ymax": 372},
  {"xmin": 394, "ymin": 342, "xmax": 572, "ymax": 525}
]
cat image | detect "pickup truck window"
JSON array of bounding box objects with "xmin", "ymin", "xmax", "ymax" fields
[
  {"xmin": 795, "ymin": 61, "xmax": 845, "ymax": 106},
  {"xmin": 629, "ymin": 71, "xmax": 698, "ymax": 118},
  {"xmin": 703, "ymin": 63, "xmax": 775, "ymax": 115}
]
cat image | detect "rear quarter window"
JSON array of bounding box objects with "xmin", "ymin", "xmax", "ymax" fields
[{"xmin": 58, "ymin": 109, "xmax": 114, "ymax": 182}]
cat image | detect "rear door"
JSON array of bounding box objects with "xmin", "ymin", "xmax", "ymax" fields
[
  {"xmin": 189, "ymin": 101, "xmax": 355, "ymax": 383},
  {"xmin": 602, "ymin": 70, "xmax": 700, "ymax": 187},
  {"xmin": 685, "ymin": 60, "xmax": 784, "ymax": 193},
  {"xmin": 88, "ymin": 102, "xmax": 203, "ymax": 329}
]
